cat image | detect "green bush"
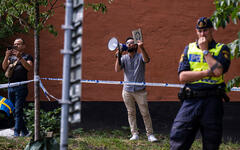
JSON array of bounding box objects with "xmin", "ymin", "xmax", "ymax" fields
[{"xmin": 25, "ymin": 103, "xmax": 61, "ymax": 137}]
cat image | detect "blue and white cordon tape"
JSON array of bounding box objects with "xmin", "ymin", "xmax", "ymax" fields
[
  {"xmin": 41, "ymin": 77, "xmax": 240, "ymax": 91},
  {"xmin": 0, "ymin": 77, "xmax": 240, "ymax": 102},
  {"xmin": 0, "ymin": 80, "xmax": 34, "ymax": 89},
  {"xmin": 41, "ymin": 78, "xmax": 184, "ymax": 88}
]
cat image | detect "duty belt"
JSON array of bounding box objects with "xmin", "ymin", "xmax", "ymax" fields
[{"xmin": 178, "ymin": 86, "xmax": 230, "ymax": 102}]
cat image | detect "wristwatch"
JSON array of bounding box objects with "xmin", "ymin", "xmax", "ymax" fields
[{"xmin": 203, "ymin": 50, "xmax": 209, "ymax": 56}]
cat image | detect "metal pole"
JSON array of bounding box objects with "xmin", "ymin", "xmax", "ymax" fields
[{"xmin": 60, "ymin": 0, "xmax": 73, "ymax": 149}]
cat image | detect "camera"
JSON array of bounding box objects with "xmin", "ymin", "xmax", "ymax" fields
[{"xmin": 7, "ymin": 46, "xmax": 17, "ymax": 50}]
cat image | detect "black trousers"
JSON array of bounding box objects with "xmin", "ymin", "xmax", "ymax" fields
[{"xmin": 170, "ymin": 96, "xmax": 223, "ymax": 150}]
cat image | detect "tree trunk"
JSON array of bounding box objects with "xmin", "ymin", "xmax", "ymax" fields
[{"xmin": 34, "ymin": 0, "xmax": 40, "ymax": 141}]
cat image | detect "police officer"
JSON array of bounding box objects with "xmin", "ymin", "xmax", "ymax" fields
[{"xmin": 170, "ymin": 17, "xmax": 231, "ymax": 150}]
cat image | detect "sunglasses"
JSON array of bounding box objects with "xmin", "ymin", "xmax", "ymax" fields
[{"xmin": 126, "ymin": 41, "xmax": 135, "ymax": 45}]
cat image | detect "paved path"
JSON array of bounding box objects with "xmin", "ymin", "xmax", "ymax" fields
[{"xmin": 0, "ymin": 128, "xmax": 14, "ymax": 138}]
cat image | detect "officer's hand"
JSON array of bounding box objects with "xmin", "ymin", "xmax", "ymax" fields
[
  {"xmin": 206, "ymin": 69, "xmax": 216, "ymax": 77},
  {"xmin": 198, "ymin": 37, "xmax": 208, "ymax": 50}
]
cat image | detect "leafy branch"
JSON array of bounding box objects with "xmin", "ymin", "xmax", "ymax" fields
[
  {"xmin": 211, "ymin": 0, "xmax": 240, "ymax": 91},
  {"xmin": 0, "ymin": 0, "xmax": 60, "ymax": 35}
]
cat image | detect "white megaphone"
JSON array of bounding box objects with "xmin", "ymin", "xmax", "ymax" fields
[{"xmin": 108, "ymin": 37, "xmax": 128, "ymax": 51}]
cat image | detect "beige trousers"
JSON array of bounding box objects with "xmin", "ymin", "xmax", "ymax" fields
[{"xmin": 122, "ymin": 89, "xmax": 153, "ymax": 136}]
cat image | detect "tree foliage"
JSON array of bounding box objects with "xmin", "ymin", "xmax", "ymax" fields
[
  {"xmin": 0, "ymin": 0, "xmax": 114, "ymax": 43},
  {"xmin": 85, "ymin": 0, "xmax": 114, "ymax": 13},
  {"xmin": 0, "ymin": 0, "xmax": 60, "ymax": 36},
  {"xmin": 0, "ymin": 20, "xmax": 24, "ymax": 40},
  {"xmin": 211, "ymin": 0, "xmax": 240, "ymax": 91}
]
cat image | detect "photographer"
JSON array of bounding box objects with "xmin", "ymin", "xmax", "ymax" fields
[
  {"xmin": 114, "ymin": 37, "xmax": 157, "ymax": 142},
  {"xmin": 2, "ymin": 38, "xmax": 33, "ymax": 137}
]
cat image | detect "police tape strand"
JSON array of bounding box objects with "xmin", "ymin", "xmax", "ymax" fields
[
  {"xmin": 39, "ymin": 80, "xmax": 61, "ymax": 102},
  {"xmin": 1, "ymin": 77, "xmax": 240, "ymax": 91},
  {"xmin": 0, "ymin": 78, "xmax": 61, "ymax": 102},
  {"xmin": 0, "ymin": 80, "xmax": 34, "ymax": 89},
  {"xmin": 0, "ymin": 77, "xmax": 240, "ymax": 102},
  {"xmin": 41, "ymin": 77, "xmax": 240, "ymax": 91},
  {"xmin": 41, "ymin": 77, "xmax": 184, "ymax": 88}
]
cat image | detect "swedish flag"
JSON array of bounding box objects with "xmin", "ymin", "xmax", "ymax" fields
[{"xmin": 0, "ymin": 96, "xmax": 14, "ymax": 117}]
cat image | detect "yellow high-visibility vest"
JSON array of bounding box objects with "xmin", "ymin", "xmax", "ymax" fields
[{"xmin": 187, "ymin": 42, "xmax": 224, "ymax": 85}]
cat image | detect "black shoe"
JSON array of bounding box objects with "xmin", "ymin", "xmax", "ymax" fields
[{"xmin": 14, "ymin": 132, "xmax": 20, "ymax": 137}]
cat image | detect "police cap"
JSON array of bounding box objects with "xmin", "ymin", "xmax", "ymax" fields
[{"xmin": 196, "ymin": 17, "xmax": 213, "ymax": 29}]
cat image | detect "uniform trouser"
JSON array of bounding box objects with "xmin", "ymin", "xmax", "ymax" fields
[
  {"xmin": 122, "ymin": 89, "xmax": 153, "ymax": 136},
  {"xmin": 8, "ymin": 85, "xmax": 28, "ymax": 136},
  {"xmin": 170, "ymin": 96, "xmax": 223, "ymax": 150}
]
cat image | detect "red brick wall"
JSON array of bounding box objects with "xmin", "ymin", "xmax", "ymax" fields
[{"xmin": 21, "ymin": 0, "xmax": 240, "ymax": 101}]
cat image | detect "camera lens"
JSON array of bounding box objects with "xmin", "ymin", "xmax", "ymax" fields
[{"xmin": 7, "ymin": 46, "xmax": 13, "ymax": 50}]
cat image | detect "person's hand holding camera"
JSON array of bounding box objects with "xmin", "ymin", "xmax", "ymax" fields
[
  {"xmin": 6, "ymin": 46, "xmax": 22, "ymax": 60},
  {"xmin": 5, "ymin": 49, "xmax": 12, "ymax": 57},
  {"xmin": 6, "ymin": 46, "xmax": 17, "ymax": 57},
  {"xmin": 12, "ymin": 50, "xmax": 23, "ymax": 60}
]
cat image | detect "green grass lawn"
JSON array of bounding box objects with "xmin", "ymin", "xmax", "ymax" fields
[
  {"xmin": 0, "ymin": 127, "xmax": 240, "ymax": 150},
  {"xmin": 0, "ymin": 136, "xmax": 29, "ymax": 150},
  {"xmin": 68, "ymin": 127, "xmax": 240, "ymax": 150}
]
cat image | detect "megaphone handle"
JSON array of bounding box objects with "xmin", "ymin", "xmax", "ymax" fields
[
  {"xmin": 117, "ymin": 49, "xmax": 122, "ymax": 66},
  {"xmin": 117, "ymin": 43, "xmax": 122, "ymax": 66}
]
